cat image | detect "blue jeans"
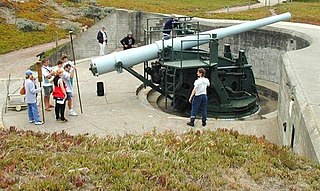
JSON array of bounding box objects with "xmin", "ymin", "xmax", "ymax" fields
[
  {"xmin": 27, "ymin": 103, "xmax": 40, "ymax": 122},
  {"xmin": 191, "ymin": 94, "xmax": 208, "ymax": 122}
]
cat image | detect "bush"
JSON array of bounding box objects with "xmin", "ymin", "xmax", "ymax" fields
[
  {"xmin": 16, "ymin": 18, "xmax": 46, "ymax": 32},
  {"xmin": 72, "ymin": 16, "xmax": 95, "ymax": 28},
  {"xmin": 84, "ymin": 5, "xmax": 111, "ymax": 21},
  {"xmin": 59, "ymin": 20, "xmax": 81, "ymax": 33}
]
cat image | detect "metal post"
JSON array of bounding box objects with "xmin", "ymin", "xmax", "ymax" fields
[
  {"xmin": 36, "ymin": 61, "xmax": 45, "ymax": 123},
  {"xmin": 4, "ymin": 74, "xmax": 11, "ymax": 114},
  {"xmin": 55, "ymin": 31, "xmax": 58, "ymax": 48},
  {"xmin": 69, "ymin": 31, "xmax": 83, "ymax": 114}
]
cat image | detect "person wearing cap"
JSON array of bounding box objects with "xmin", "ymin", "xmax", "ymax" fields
[
  {"xmin": 24, "ymin": 70, "xmax": 43, "ymax": 125},
  {"xmin": 97, "ymin": 26, "xmax": 108, "ymax": 56},
  {"xmin": 120, "ymin": 31, "xmax": 136, "ymax": 50},
  {"xmin": 163, "ymin": 15, "xmax": 179, "ymax": 40}
]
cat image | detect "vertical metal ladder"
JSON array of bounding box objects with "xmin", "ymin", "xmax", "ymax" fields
[{"xmin": 164, "ymin": 67, "xmax": 178, "ymax": 110}]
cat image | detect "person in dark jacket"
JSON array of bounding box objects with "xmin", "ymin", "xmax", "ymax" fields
[
  {"xmin": 163, "ymin": 15, "xmax": 179, "ymax": 40},
  {"xmin": 120, "ymin": 31, "xmax": 136, "ymax": 50},
  {"xmin": 97, "ymin": 26, "xmax": 107, "ymax": 55}
]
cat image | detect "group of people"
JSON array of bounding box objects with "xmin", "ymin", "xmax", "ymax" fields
[
  {"xmin": 24, "ymin": 55, "xmax": 78, "ymax": 125},
  {"xmin": 97, "ymin": 27, "xmax": 136, "ymax": 56},
  {"xmin": 96, "ymin": 14, "xmax": 180, "ymax": 55}
]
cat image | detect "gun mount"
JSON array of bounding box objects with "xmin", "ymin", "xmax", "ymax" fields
[{"xmin": 89, "ymin": 13, "xmax": 291, "ymax": 118}]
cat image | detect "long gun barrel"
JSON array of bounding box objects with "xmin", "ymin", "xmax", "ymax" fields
[{"xmin": 89, "ymin": 12, "xmax": 291, "ymax": 76}]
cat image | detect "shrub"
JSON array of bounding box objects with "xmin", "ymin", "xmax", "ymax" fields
[
  {"xmin": 59, "ymin": 20, "xmax": 81, "ymax": 33},
  {"xmin": 84, "ymin": 5, "xmax": 111, "ymax": 21},
  {"xmin": 16, "ymin": 18, "xmax": 46, "ymax": 32},
  {"xmin": 72, "ymin": 16, "xmax": 95, "ymax": 27}
]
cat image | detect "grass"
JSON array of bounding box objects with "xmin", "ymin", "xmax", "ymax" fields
[
  {"xmin": 276, "ymin": 2, "xmax": 320, "ymax": 25},
  {"xmin": 97, "ymin": 0, "xmax": 258, "ymax": 15},
  {"xmin": 1, "ymin": 127, "xmax": 319, "ymax": 190},
  {"xmin": 0, "ymin": 0, "xmax": 92, "ymax": 54},
  {"xmin": 0, "ymin": 24, "xmax": 66, "ymax": 54}
]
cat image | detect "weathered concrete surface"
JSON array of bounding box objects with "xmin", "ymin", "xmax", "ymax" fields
[{"xmin": 277, "ymin": 22, "xmax": 320, "ymax": 162}]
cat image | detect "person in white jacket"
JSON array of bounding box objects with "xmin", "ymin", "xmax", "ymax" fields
[{"xmin": 24, "ymin": 70, "xmax": 43, "ymax": 125}]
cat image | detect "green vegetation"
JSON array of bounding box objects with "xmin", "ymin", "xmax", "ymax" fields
[
  {"xmin": 1, "ymin": 127, "xmax": 319, "ymax": 190},
  {"xmin": 276, "ymin": 2, "xmax": 320, "ymax": 25},
  {"xmin": 0, "ymin": 24, "xmax": 66, "ymax": 54},
  {"xmin": 0, "ymin": 0, "xmax": 93, "ymax": 54}
]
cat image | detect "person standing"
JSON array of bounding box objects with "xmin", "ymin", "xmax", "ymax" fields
[
  {"xmin": 41, "ymin": 59, "xmax": 55, "ymax": 111},
  {"xmin": 52, "ymin": 69, "xmax": 68, "ymax": 122},
  {"xmin": 53, "ymin": 59, "xmax": 64, "ymax": 73},
  {"xmin": 120, "ymin": 31, "xmax": 136, "ymax": 50},
  {"xmin": 61, "ymin": 54, "xmax": 74, "ymax": 86},
  {"xmin": 62, "ymin": 63, "xmax": 78, "ymax": 116},
  {"xmin": 97, "ymin": 26, "xmax": 107, "ymax": 56},
  {"xmin": 187, "ymin": 68, "xmax": 210, "ymax": 127},
  {"xmin": 163, "ymin": 15, "xmax": 179, "ymax": 40},
  {"xmin": 24, "ymin": 70, "xmax": 43, "ymax": 125}
]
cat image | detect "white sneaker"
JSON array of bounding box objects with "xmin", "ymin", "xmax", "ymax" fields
[
  {"xmin": 35, "ymin": 121, "xmax": 43, "ymax": 125},
  {"xmin": 69, "ymin": 110, "xmax": 78, "ymax": 116}
]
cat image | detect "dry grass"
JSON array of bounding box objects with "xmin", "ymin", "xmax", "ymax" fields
[{"xmin": 97, "ymin": 0, "xmax": 257, "ymax": 15}]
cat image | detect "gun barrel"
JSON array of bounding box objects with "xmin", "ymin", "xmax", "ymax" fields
[{"xmin": 90, "ymin": 12, "xmax": 291, "ymax": 76}]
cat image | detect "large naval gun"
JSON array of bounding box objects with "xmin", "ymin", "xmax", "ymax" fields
[{"xmin": 89, "ymin": 13, "xmax": 291, "ymax": 118}]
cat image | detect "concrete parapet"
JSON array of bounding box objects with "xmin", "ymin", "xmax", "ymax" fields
[{"xmin": 277, "ymin": 22, "xmax": 320, "ymax": 162}]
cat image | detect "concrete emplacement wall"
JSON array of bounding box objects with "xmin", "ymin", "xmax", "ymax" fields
[{"xmin": 54, "ymin": 9, "xmax": 320, "ymax": 163}]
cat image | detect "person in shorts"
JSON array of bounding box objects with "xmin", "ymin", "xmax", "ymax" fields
[
  {"xmin": 41, "ymin": 59, "xmax": 55, "ymax": 111},
  {"xmin": 62, "ymin": 63, "xmax": 78, "ymax": 116}
]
